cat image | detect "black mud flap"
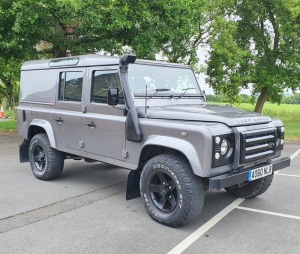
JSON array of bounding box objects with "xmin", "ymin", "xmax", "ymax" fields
[
  {"xmin": 126, "ymin": 170, "xmax": 141, "ymax": 200},
  {"xmin": 19, "ymin": 139, "xmax": 30, "ymax": 163}
]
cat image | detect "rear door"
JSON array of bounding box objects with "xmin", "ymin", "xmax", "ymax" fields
[
  {"xmin": 83, "ymin": 67, "xmax": 126, "ymax": 160},
  {"xmin": 53, "ymin": 68, "xmax": 86, "ymax": 151}
]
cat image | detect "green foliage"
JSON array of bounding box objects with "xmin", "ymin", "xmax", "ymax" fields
[
  {"xmin": 0, "ymin": 57, "xmax": 22, "ymax": 108},
  {"xmin": 0, "ymin": 0, "xmax": 209, "ymax": 107},
  {"xmin": 7, "ymin": 0, "xmax": 208, "ymax": 61},
  {"xmin": 205, "ymin": 94, "xmax": 225, "ymax": 103},
  {"xmin": 206, "ymin": 93, "xmax": 256, "ymax": 104},
  {"xmin": 281, "ymin": 94, "xmax": 300, "ymax": 104},
  {"xmin": 206, "ymin": 0, "xmax": 300, "ymax": 112}
]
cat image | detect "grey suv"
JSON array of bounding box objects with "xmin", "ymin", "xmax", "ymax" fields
[{"xmin": 18, "ymin": 54, "xmax": 290, "ymax": 227}]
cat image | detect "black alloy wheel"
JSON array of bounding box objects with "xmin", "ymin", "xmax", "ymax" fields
[
  {"xmin": 140, "ymin": 154, "xmax": 205, "ymax": 227},
  {"xmin": 29, "ymin": 134, "xmax": 64, "ymax": 180},
  {"xmin": 149, "ymin": 171, "xmax": 178, "ymax": 212},
  {"xmin": 32, "ymin": 144, "xmax": 47, "ymax": 171}
]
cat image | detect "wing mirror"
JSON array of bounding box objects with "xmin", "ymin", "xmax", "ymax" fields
[{"xmin": 107, "ymin": 87, "xmax": 119, "ymax": 106}]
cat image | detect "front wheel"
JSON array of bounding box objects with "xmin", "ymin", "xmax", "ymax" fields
[
  {"xmin": 29, "ymin": 133, "xmax": 64, "ymax": 180},
  {"xmin": 140, "ymin": 154, "xmax": 205, "ymax": 227},
  {"xmin": 225, "ymin": 175, "xmax": 273, "ymax": 199}
]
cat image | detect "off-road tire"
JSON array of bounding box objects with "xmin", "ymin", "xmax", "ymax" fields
[
  {"xmin": 225, "ymin": 175, "xmax": 273, "ymax": 199},
  {"xmin": 29, "ymin": 133, "xmax": 64, "ymax": 180},
  {"xmin": 140, "ymin": 154, "xmax": 205, "ymax": 227}
]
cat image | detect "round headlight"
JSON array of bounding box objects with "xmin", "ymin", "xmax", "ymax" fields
[{"xmin": 220, "ymin": 139, "xmax": 229, "ymax": 156}]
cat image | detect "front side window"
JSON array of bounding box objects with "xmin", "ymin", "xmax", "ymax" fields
[
  {"xmin": 91, "ymin": 71, "xmax": 124, "ymax": 104},
  {"xmin": 58, "ymin": 72, "xmax": 83, "ymax": 102}
]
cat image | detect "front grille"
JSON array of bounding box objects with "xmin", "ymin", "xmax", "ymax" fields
[{"xmin": 240, "ymin": 128, "xmax": 277, "ymax": 164}]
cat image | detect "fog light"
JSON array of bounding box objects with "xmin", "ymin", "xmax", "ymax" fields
[
  {"xmin": 215, "ymin": 136, "xmax": 221, "ymax": 144},
  {"xmin": 281, "ymin": 139, "xmax": 284, "ymax": 145},
  {"xmin": 215, "ymin": 152, "xmax": 220, "ymax": 160}
]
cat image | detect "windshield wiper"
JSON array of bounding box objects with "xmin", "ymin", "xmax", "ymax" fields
[
  {"xmin": 153, "ymin": 88, "xmax": 171, "ymax": 92},
  {"xmin": 180, "ymin": 88, "xmax": 196, "ymax": 97},
  {"xmin": 134, "ymin": 88, "xmax": 171, "ymax": 97},
  {"xmin": 152, "ymin": 88, "xmax": 172, "ymax": 97}
]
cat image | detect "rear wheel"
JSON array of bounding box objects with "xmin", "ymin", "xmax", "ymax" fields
[
  {"xmin": 140, "ymin": 154, "xmax": 205, "ymax": 227},
  {"xmin": 29, "ymin": 133, "xmax": 64, "ymax": 180},
  {"xmin": 225, "ymin": 175, "xmax": 273, "ymax": 199}
]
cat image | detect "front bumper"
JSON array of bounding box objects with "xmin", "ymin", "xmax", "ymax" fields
[{"xmin": 209, "ymin": 157, "xmax": 291, "ymax": 190}]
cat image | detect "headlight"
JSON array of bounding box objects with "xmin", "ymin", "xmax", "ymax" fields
[
  {"xmin": 212, "ymin": 134, "xmax": 234, "ymax": 168},
  {"xmin": 220, "ymin": 138, "xmax": 229, "ymax": 155}
]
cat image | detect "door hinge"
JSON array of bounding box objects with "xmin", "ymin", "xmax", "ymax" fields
[
  {"xmin": 82, "ymin": 106, "xmax": 86, "ymax": 113},
  {"xmin": 79, "ymin": 141, "xmax": 84, "ymax": 148},
  {"xmin": 122, "ymin": 150, "xmax": 128, "ymax": 158}
]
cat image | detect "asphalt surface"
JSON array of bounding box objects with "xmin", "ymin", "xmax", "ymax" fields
[{"xmin": 0, "ymin": 132, "xmax": 299, "ymax": 254}]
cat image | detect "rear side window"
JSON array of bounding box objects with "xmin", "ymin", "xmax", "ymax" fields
[
  {"xmin": 91, "ymin": 71, "xmax": 124, "ymax": 104},
  {"xmin": 59, "ymin": 72, "xmax": 83, "ymax": 102}
]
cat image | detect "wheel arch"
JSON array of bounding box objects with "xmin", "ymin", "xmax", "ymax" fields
[
  {"xmin": 139, "ymin": 136, "xmax": 204, "ymax": 177},
  {"xmin": 27, "ymin": 119, "xmax": 56, "ymax": 148}
]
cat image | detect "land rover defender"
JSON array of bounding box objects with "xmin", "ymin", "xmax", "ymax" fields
[{"xmin": 18, "ymin": 54, "xmax": 290, "ymax": 227}]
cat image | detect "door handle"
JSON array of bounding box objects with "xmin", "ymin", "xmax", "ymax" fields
[
  {"xmin": 85, "ymin": 122, "xmax": 96, "ymax": 128},
  {"xmin": 55, "ymin": 118, "xmax": 63, "ymax": 124}
]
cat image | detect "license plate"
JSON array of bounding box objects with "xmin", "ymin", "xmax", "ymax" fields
[{"xmin": 248, "ymin": 165, "xmax": 273, "ymax": 182}]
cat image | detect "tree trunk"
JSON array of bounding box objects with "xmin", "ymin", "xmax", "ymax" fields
[
  {"xmin": 52, "ymin": 46, "xmax": 67, "ymax": 58},
  {"xmin": 6, "ymin": 82, "xmax": 15, "ymax": 108},
  {"xmin": 254, "ymin": 87, "xmax": 268, "ymax": 113}
]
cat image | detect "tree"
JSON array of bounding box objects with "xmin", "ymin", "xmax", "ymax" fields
[
  {"xmin": 1, "ymin": 0, "xmax": 209, "ymax": 107},
  {"xmin": 0, "ymin": 57, "xmax": 21, "ymax": 108},
  {"xmin": 206, "ymin": 0, "xmax": 300, "ymax": 113},
  {"xmin": 11, "ymin": 0, "xmax": 208, "ymax": 61},
  {"xmin": 0, "ymin": 0, "xmax": 33, "ymax": 108}
]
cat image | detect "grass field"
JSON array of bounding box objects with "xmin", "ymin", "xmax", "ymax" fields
[
  {"xmin": 0, "ymin": 103, "xmax": 299, "ymax": 140},
  {"xmin": 0, "ymin": 119, "xmax": 17, "ymax": 132}
]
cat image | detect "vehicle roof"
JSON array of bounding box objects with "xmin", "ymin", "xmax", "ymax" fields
[{"xmin": 21, "ymin": 54, "xmax": 190, "ymax": 71}]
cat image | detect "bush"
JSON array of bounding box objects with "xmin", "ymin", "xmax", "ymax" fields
[
  {"xmin": 282, "ymin": 93, "xmax": 300, "ymax": 104},
  {"xmin": 206, "ymin": 94, "xmax": 225, "ymax": 102}
]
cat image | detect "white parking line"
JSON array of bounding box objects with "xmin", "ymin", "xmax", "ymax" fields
[
  {"xmin": 167, "ymin": 148, "xmax": 300, "ymax": 254},
  {"xmin": 275, "ymin": 147, "xmax": 300, "ymax": 174},
  {"xmin": 276, "ymin": 173, "xmax": 300, "ymax": 178},
  {"xmin": 290, "ymin": 147, "xmax": 300, "ymax": 160},
  {"xmin": 167, "ymin": 198, "xmax": 244, "ymax": 254},
  {"xmin": 236, "ymin": 206, "xmax": 300, "ymax": 220}
]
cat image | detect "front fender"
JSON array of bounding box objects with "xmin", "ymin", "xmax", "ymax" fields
[
  {"xmin": 142, "ymin": 135, "xmax": 204, "ymax": 177},
  {"xmin": 29, "ymin": 119, "xmax": 57, "ymax": 148}
]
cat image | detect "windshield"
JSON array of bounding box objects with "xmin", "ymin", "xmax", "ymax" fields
[{"xmin": 128, "ymin": 64, "xmax": 201, "ymax": 95}]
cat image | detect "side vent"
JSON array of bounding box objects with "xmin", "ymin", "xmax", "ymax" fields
[{"xmin": 22, "ymin": 110, "xmax": 26, "ymax": 122}]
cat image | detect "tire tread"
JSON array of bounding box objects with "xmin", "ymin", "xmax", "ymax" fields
[
  {"xmin": 140, "ymin": 154, "xmax": 204, "ymax": 227},
  {"xmin": 29, "ymin": 133, "xmax": 64, "ymax": 180}
]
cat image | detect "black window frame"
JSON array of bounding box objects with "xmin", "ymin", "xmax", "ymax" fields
[
  {"xmin": 91, "ymin": 70, "xmax": 124, "ymax": 105},
  {"xmin": 58, "ymin": 71, "xmax": 83, "ymax": 102}
]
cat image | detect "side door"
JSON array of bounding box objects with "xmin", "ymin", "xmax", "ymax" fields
[
  {"xmin": 52, "ymin": 68, "xmax": 86, "ymax": 151},
  {"xmin": 83, "ymin": 67, "xmax": 126, "ymax": 160}
]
